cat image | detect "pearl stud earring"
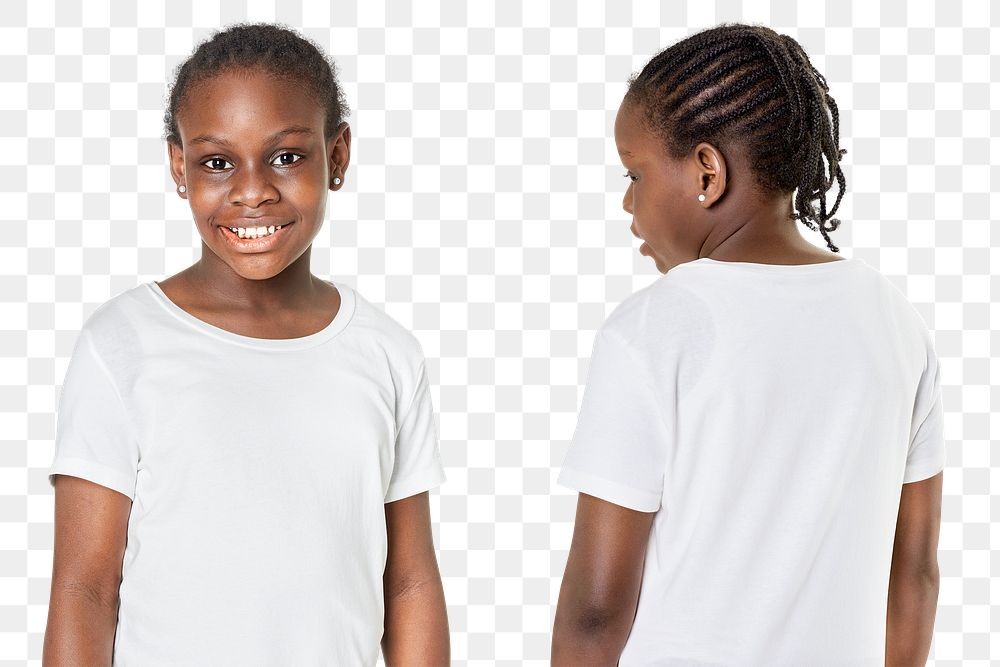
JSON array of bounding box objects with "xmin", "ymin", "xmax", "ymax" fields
[
  {"xmin": 333, "ymin": 177, "xmax": 342, "ymax": 186},
  {"xmin": 698, "ymin": 193, "xmax": 706, "ymax": 202},
  {"xmin": 177, "ymin": 184, "xmax": 186, "ymax": 193}
]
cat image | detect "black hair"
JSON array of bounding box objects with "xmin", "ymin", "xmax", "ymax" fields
[
  {"xmin": 625, "ymin": 23, "xmax": 847, "ymax": 252},
  {"xmin": 163, "ymin": 22, "xmax": 349, "ymax": 147}
]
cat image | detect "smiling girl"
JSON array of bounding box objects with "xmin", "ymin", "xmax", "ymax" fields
[
  {"xmin": 553, "ymin": 24, "xmax": 944, "ymax": 665},
  {"xmin": 44, "ymin": 23, "xmax": 448, "ymax": 665}
]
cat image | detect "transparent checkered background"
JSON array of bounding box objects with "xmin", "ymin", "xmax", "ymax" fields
[{"xmin": 0, "ymin": 0, "xmax": 994, "ymax": 664}]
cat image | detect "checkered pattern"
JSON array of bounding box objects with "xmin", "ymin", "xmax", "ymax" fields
[{"xmin": 1, "ymin": 0, "xmax": 993, "ymax": 663}]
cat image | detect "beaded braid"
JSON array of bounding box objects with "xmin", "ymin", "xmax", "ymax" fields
[
  {"xmin": 163, "ymin": 22, "xmax": 349, "ymax": 147},
  {"xmin": 625, "ymin": 24, "xmax": 847, "ymax": 253}
]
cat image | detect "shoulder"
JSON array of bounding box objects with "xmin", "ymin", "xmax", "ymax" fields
[
  {"xmin": 599, "ymin": 273, "xmax": 714, "ymax": 350},
  {"xmin": 342, "ymin": 283, "xmax": 427, "ymax": 364},
  {"xmin": 852, "ymin": 259, "xmax": 936, "ymax": 345},
  {"xmin": 341, "ymin": 285, "xmax": 431, "ymax": 408},
  {"xmin": 64, "ymin": 284, "xmax": 154, "ymax": 389},
  {"xmin": 595, "ymin": 275, "xmax": 716, "ymax": 398},
  {"xmin": 75, "ymin": 284, "xmax": 152, "ymax": 356}
]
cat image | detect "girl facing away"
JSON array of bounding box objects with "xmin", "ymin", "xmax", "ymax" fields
[
  {"xmin": 552, "ymin": 24, "xmax": 944, "ymax": 666},
  {"xmin": 43, "ymin": 23, "xmax": 449, "ymax": 665}
]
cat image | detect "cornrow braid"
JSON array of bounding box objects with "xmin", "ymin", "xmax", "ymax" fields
[
  {"xmin": 625, "ymin": 23, "xmax": 847, "ymax": 253},
  {"xmin": 163, "ymin": 22, "xmax": 349, "ymax": 147}
]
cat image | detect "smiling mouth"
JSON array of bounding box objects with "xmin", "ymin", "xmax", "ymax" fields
[
  {"xmin": 218, "ymin": 221, "xmax": 295, "ymax": 251},
  {"xmin": 221, "ymin": 221, "xmax": 293, "ymax": 237}
]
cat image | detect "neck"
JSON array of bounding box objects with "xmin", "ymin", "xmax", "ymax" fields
[
  {"xmin": 701, "ymin": 194, "xmax": 826, "ymax": 261},
  {"xmin": 186, "ymin": 245, "xmax": 320, "ymax": 310}
]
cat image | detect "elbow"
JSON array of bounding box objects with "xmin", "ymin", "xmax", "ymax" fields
[
  {"xmin": 384, "ymin": 570, "xmax": 441, "ymax": 603},
  {"xmin": 53, "ymin": 578, "xmax": 121, "ymax": 612},
  {"xmin": 920, "ymin": 564, "xmax": 941, "ymax": 590},
  {"xmin": 571, "ymin": 603, "xmax": 629, "ymax": 636},
  {"xmin": 887, "ymin": 560, "xmax": 940, "ymax": 612},
  {"xmin": 552, "ymin": 601, "xmax": 634, "ymax": 664},
  {"xmin": 916, "ymin": 565, "xmax": 941, "ymax": 598},
  {"xmin": 890, "ymin": 558, "xmax": 940, "ymax": 588}
]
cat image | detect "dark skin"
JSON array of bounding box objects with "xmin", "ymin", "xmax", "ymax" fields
[
  {"xmin": 886, "ymin": 472, "xmax": 942, "ymax": 666},
  {"xmin": 552, "ymin": 98, "xmax": 942, "ymax": 664},
  {"xmin": 552, "ymin": 494, "xmax": 654, "ymax": 666},
  {"xmin": 44, "ymin": 68, "xmax": 449, "ymax": 666},
  {"xmin": 614, "ymin": 98, "xmax": 843, "ymax": 272},
  {"xmin": 44, "ymin": 476, "xmax": 130, "ymax": 665},
  {"xmin": 162, "ymin": 68, "xmax": 349, "ymax": 337}
]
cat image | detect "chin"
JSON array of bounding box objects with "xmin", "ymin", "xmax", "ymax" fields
[
  {"xmin": 651, "ymin": 254, "xmax": 679, "ymax": 274},
  {"xmin": 645, "ymin": 251, "xmax": 665, "ymax": 272}
]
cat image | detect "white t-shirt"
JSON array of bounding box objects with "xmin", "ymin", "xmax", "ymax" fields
[
  {"xmin": 49, "ymin": 279, "xmax": 445, "ymax": 665},
  {"xmin": 558, "ymin": 257, "xmax": 945, "ymax": 666}
]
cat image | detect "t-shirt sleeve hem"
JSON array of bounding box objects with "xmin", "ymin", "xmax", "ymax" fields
[
  {"xmin": 902, "ymin": 455, "xmax": 945, "ymax": 484},
  {"xmin": 557, "ymin": 466, "xmax": 660, "ymax": 513},
  {"xmin": 48, "ymin": 456, "xmax": 136, "ymax": 500},
  {"xmin": 384, "ymin": 462, "xmax": 446, "ymax": 504}
]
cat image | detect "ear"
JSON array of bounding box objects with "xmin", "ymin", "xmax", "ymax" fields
[
  {"xmin": 691, "ymin": 142, "xmax": 727, "ymax": 207},
  {"xmin": 327, "ymin": 122, "xmax": 352, "ymax": 191},
  {"xmin": 166, "ymin": 141, "xmax": 187, "ymax": 199}
]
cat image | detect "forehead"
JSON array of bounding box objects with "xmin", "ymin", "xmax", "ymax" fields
[
  {"xmin": 176, "ymin": 69, "xmax": 324, "ymax": 142},
  {"xmin": 614, "ymin": 100, "xmax": 655, "ymax": 155}
]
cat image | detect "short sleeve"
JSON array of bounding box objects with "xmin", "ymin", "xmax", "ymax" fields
[
  {"xmin": 384, "ymin": 362, "xmax": 446, "ymax": 503},
  {"xmin": 48, "ymin": 329, "xmax": 139, "ymax": 500},
  {"xmin": 903, "ymin": 340, "xmax": 946, "ymax": 484},
  {"xmin": 557, "ymin": 330, "xmax": 670, "ymax": 512}
]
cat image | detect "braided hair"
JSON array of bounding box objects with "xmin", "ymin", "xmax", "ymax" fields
[
  {"xmin": 163, "ymin": 23, "xmax": 349, "ymax": 147},
  {"xmin": 625, "ymin": 23, "xmax": 847, "ymax": 252}
]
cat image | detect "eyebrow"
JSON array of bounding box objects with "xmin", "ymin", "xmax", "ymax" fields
[
  {"xmin": 188, "ymin": 125, "xmax": 316, "ymax": 148},
  {"xmin": 618, "ymin": 148, "xmax": 633, "ymax": 157}
]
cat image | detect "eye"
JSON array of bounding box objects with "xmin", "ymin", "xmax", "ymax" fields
[
  {"xmin": 202, "ymin": 157, "xmax": 233, "ymax": 171},
  {"xmin": 623, "ymin": 171, "xmax": 638, "ymax": 182},
  {"xmin": 271, "ymin": 152, "xmax": 304, "ymax": 166}
]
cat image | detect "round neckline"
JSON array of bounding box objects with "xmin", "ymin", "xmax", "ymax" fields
[
  {"xmin": 685, "ymin": 256, "xmax": 864, "ymax": 272},
  {"xmin": 145, "ymin": 279, "xmax": 355, "ymax": 350}
]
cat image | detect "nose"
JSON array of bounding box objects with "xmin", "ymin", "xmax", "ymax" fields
[
  {"xmin": 228, "ymin": 164, "xmax": 280, "ymax": 208},
  {"xmin": 622, "ymin": 182, "xmax": 633, "ymax": 215}
]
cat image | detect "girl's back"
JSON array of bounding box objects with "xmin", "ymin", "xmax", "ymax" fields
[
  {"xmin": 560, "ymin": 256, "xmax": 943, "ymax": 662},
  {"xmin": 555, "ymin": 25, "xmax": 941, "ymax": 664}
]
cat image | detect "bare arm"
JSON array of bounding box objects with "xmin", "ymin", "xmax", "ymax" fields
[
  {"xmin": 43, "ymin": 475, "xmax": 131, "ymax": 666},
  {"xmin": 886, "ymin": 471, "xmax": 942, "ymax": 666},
  {"xmin": 381, "ymin": 491, "xmax": 449, "ymax": 666},
  {"xmin": 552, "ymin": 493, "xmax": 655, "ymax": 666}
]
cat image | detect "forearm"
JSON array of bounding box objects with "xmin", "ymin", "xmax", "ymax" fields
[
  {"xmin": 381, "ymin": 575, "xmax": 449, "ymax": 666},
  {"xmin": 43, "ymin": 585, "xmax": 119, "ymax": 666},
  {"xmin": 885, "ymin": 568, "xmax": 940, "ymax": 666}
]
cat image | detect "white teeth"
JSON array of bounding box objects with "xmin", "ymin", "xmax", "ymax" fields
[{"xmin": 228, "ymin": 225, "xmax": 284, "ymax": 239}]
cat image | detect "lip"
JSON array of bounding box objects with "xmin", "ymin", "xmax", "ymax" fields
[{"xmin": 218, "ymin": 221, "xmax": 295, "ymax": 253}]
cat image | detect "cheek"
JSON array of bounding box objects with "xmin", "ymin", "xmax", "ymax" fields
[
  {"xmin": 289, "ymin": 180, "xmax": 328, "ymax": 215},
  {"xmin": 635, "ymin": 188, "xmax": 670, "ymax": 228},
  {"xmin": 185, "ymin": 166, "xmax": 226, "ymax": 202},
  {"xmin": 187, "ymin": 188, "xmax": 227, "ymax": 224},
  {"xmin": 281, "ymin": 161, "xmax": 327, "ymax": 195}
]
